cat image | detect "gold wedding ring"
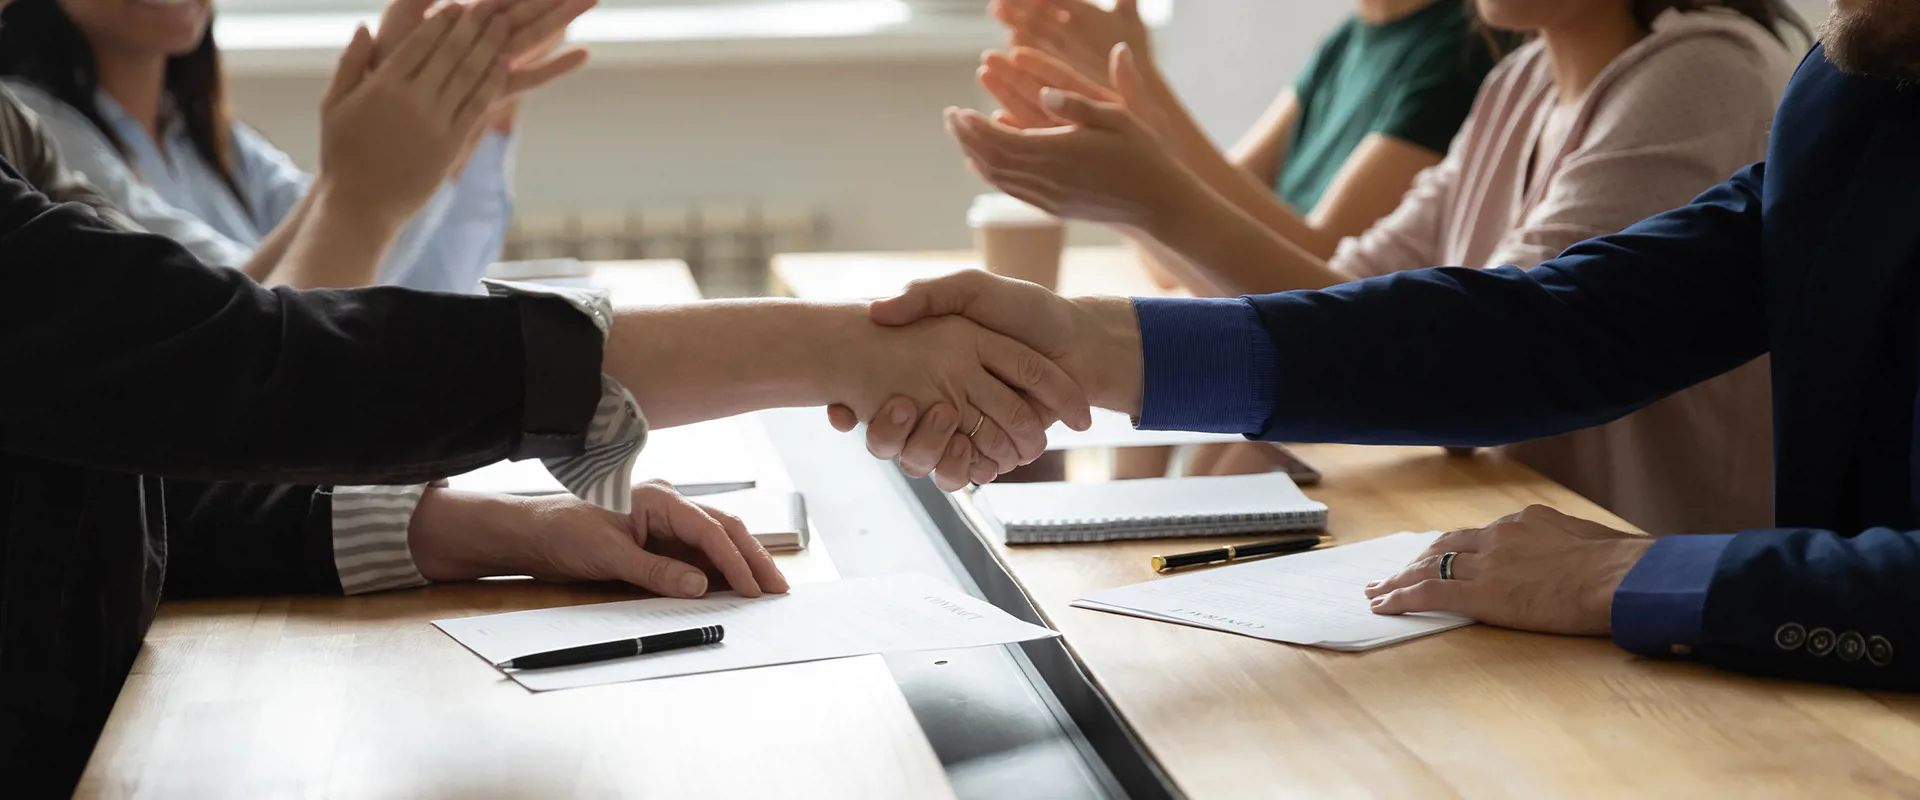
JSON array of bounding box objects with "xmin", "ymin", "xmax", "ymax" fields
[{"xmin": 967, "ymin": 415, "xmax": 986, "ymax": 439}]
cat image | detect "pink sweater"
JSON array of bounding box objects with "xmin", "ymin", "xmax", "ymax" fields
[{"xmin": 1329, "ymin": 10, "xmax": 1794, "ymax": 534}]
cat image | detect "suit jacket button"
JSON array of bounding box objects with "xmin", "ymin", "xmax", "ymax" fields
[
  {"xmin": 1806, "ymin": 628, "xmax": 1837, "ymax": 657},
  {"xmin": 1774, "ymin": 623, "xmax": 1807, "ymax": 650},
  {"xmin": 1869, "ymin": 636, "xmax": 1895, "ymax": 667},
  {"xmin": 1837, "ymin": 632, "xmax": 1867, "ymax": 662}
]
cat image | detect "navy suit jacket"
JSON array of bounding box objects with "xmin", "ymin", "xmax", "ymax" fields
[{"xmin": 1243, "ymin": 48, "xmax": 1920, "ymax": 689}]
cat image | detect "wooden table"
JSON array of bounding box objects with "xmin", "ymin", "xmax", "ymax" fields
[
  {"xmin": 772, "ymin": 246, "xmax": 1182, "ymax": 301},
  {"xmin": 78, "ymin": 261, "xmax": 957, "ymax": 799},
  {"xmin": 975, "ymin": 446, "xmax": 1920, "ymax": 798},
  {"xmin": 775, "ymin": 246, "xmax": 1920, "ymax": 795}
]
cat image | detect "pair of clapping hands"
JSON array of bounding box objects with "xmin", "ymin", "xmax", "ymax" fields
[{"xmin": 314, "ymin": 0, "xmax": 594, "ymax": 224}]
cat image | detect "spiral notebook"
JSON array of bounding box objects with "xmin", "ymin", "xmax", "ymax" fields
[{"xmin": 972, "ymin": 473, "xmax": 1328, "ymax": 545}]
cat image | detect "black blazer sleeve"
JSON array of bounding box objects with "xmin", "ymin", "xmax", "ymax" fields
[
  {"xmin": 160, "ymin": 480, "xmax": 343, "ymax": 598},
  {"xmin": 0, "ymin": 158, "xmax": 605, "ymax": 485}
]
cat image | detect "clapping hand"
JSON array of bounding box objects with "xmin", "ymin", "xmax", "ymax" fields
[
  {"xmin": 373, "ymin": 0, "xmax": 595, "ymax": 95},
  {"xmin": 989, "ymin": 0, "xmax": 1152, "ymax": 90},
  {"xmin": 320, "ymin": 3, "xmax": 511, "ymax": 221}
]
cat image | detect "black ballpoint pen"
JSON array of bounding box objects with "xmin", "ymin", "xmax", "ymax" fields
[
  {"xmin": 1152, "ymin": 534, "xmax": 1330, "ymax": 573},
  {"xmin": 495, "ymin": 625, "xmax": 725, "ymax": 670}
]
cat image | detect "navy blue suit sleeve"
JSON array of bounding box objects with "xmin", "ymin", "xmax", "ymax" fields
[
  {"xmin": 1245, "ymin": 164, "xmax": 1771, "ymax": 446},
  {"xmin": 1691, "ymin": 528, "xmax": 1920, "ymax": 689},
  {"xmin": 1612, "ymin": 534, "xmax": 1731, "ymax": 657},
  {"xmin": 1134, "ymin": 297, "xmax": 1276, "ymax": 434}
]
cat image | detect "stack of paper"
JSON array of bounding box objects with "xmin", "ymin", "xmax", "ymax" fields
[
  {"xmin": 974, "ymin": 472, "xmax": 1327, "ymax": 544},
  {"xmin": 449, "ymin": 416, "xmax": 770, "ymax": 497},
  {"xmin": 436, "ymin": 574, "xmax": 1059, "ymax": 691},
  {"xmin": 1072, "ymin": 532, "xmax": 1473, "ymax": 651},
  {"xmin": 697, "ymin": 488, "xmax": 809, "ymax": 552}
]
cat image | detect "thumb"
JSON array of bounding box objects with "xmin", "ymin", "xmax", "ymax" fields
[
  {"xmin": 1040, "ymin": 87, "xmax": 1126, "ymax": 131},
  {"xmin": 869, "ymin": 269, "xmax": 997, "ymax": 327},
  {"xmin": 325, "ymin": 25, "xmax": 376, "ymax": 108},
  {"xmin": 620, "ymin": 548, "xmax": 711, "ymax": 599}
]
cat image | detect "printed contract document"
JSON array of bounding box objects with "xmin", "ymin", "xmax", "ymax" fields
[
  {"xmin": 1073, "ymin": 532, "xmax": 1474, "ymax": 651},
  {"xmin": 437, "ymin": 574, "xmax": 1059, "ymax": 691}
]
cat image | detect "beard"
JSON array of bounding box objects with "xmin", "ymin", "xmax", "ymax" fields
[{"xmin": 1822, "ymin": 0, "xmax": 1920, "ymax": 80}]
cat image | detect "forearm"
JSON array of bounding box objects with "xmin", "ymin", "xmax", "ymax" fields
[
  {"xmin": 1137, "ymin": 67, "xmax": 1339, "ymax": 261},
  {"xmin": 1146, "ymin": 177, "xmax": 1351, "ymax": 295},
  {"xmin": 0, "ymin": 163, "xmax": 604, "ymax": 484},
  {"xmin": 267, "ymin": 179, "xmax": 406, "ymax": 289},
  {"xmin": 1120, "ymin": 227, "xmax": 1222, "ymax": 296},
  {"xmin": 408, "ymin": 487, "xmax": 529, "ymax": 582},
  {"xmin": 602, "ymin": 300, "xmax": 863, "ymax": 429},
  {"xmin": 242, "ymin": 186, "xmax": 320, "ymax": 283}
]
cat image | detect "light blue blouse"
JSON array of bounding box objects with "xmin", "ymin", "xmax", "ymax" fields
[{"xmin": 3, "ymin": 79, "xmax": 511, "ymax": 293}]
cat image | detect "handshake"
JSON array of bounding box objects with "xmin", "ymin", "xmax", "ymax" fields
[{"xmin": 824, "ymin": 270, "xmax": 1147, "ymax": 492}]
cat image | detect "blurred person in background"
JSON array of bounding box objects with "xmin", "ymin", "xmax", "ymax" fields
[
  {"xmin": 955, "ymin": 0, "xmax": 1804, "ymax": 535},
  {"xmin": 0, "ymin": 0, "xmax": 593, "ymax": 291},
  {"xmin": 989, "ymin": 0, "xmax": 1505, "ymax": 479}
]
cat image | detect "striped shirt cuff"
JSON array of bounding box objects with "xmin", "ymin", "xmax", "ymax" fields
[
  {"xmin": 487, "ymin": 279, "xmax": 651, "ymax": 514},
  {"xmin": 329, "ymin": 484, "xmax": 430, "ymax": 595}
]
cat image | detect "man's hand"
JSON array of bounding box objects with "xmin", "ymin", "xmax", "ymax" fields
[
  {"xmin": 407, "ymin": 482, "xmax": 791, "ymax": 599},
  {"xmin": 989, "ymin": 0, "xmax": 1152, "ymax": 90},
  {"xmin": 1365, "ymin": 506, "xmax": 1654, "ymax": 636},
  {"xmin": 829, "ymin": 309, "xmax": 1094, "ymax": 476},
  {"xmin": 826, "ymin": 270, "xmax": 1143, "ymax": 491}
]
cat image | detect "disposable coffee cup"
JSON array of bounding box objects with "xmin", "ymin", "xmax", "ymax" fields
[{"xmin": 968, "ymin": 193, "xmax": 1066, "ymax": 289}]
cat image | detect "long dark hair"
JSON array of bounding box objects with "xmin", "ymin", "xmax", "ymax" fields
[{"xmin": 0, "ymin": 0, "xmax": 246, "ymax": 205}]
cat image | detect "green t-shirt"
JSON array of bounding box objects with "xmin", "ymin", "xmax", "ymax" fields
[{"xmin": 1275, "ymin": 0, "xmax": 1499, "ymax": 213}]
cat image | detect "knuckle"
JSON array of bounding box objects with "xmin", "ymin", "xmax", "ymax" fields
[
  {"xmin": 641, "ymin": 558, "xmax": 676, "ymax": 589},
  {"xmin": 1016, "ymin": 350, "xmax": 1053, "ymax": 391}
]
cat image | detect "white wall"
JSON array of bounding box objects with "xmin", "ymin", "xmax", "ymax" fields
[
  {"xmin": 226, "ymin": 1, "xmax": 1349, "ymax": 254},
  {"xmin": 225, "ymin": 0, "xmax": 1836, "ymax": 254},
  {"xmin": 229, "ymin": 59, "xmax": 1000, "ymax": 252}
]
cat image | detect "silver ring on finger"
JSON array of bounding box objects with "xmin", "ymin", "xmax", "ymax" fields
[{"xmin": 1438, "ymin": 551, "xmax": 1460, "ymax": 581}]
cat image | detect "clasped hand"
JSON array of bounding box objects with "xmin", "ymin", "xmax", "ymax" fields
[{"xmin": 826, "ymin": 270, "xmax": 1142, "ymax": 490}]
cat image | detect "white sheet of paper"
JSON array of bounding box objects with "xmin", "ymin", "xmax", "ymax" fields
[
  {"xmin": 1071, "ymin": 532, "xmax": 1473, "ymax": 651},
  {"xmin": 435, "ymin": 574, "xmax": 1059, "ymax": 691},
  {"xmin": 448, "ymin": 416, "xmax": 771, "ymax": 496},
  {"xmin": 1045, "ymin": 409, "xmax": 1247, "ymax": 451}
]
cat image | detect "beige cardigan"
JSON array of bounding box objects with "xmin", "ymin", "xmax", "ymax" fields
[{"xmin": 1329, "ymin": 10, "xmax": 1795, "ymax": 534}]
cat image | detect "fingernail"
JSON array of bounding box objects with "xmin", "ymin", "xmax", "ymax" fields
[
  {"xmin": 1370, "ymin": 596, "xmax": 1386, "ymax": 607},
  {"xmin": 1364, "ymin": 580, "xmax": 1382, "ymax": 590},
  {"xmin": 1042, "ymin": 87, "xmax": 1065, "ymax": 110},
  {"xmin": 679, "ymin": 572, "xmax": 708, "ymax": 597},
  {"xmin": 891, "ymin": 401, "xmax": 913, "ymax": 426}
]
